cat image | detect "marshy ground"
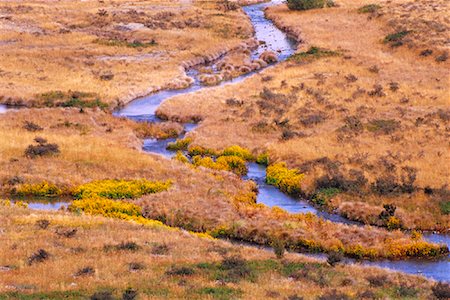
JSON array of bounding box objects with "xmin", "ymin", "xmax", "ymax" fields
[{"xmin": 0, "ymin": 0, "xmax": 449, "ymax": 299}]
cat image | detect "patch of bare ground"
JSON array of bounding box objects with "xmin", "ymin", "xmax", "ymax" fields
[
  {"xmin": 0, "ymin": 205, "xmax": 441, "ymax": 299},
  {"xmin": 156, "ymin": 0, "xmax": 450, "ymax": 231},
  {"xmin": 0, "ymin": 0, "xmax": 254, "ymax": 107}
]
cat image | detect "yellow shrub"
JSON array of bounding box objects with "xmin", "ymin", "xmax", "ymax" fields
[
  {"xmin": 15, "ymin": 181, "xmax": 62, "ymax": 197},
  {"xmin": 256, "ymin": 152, "xmax": 270, "ymax": 166},
  {"xmin": 69, "ymin": 198, "xmax": 142, "ymax": 219},
  {"xmin": 221, "ymin": 145, "xmax": 254, "ymax": 161},
  {"xmin": 266, "ymin": 162, "xmax": 304, "ymax": 195},
  {"xmin": 188, "ymin": 145, "xmax": 218, "ymax": 157},
  {"xmin": 72, "ymin": 179, "xmax": 171, "ymax": 200},
  {"xmin": 234, "ymin": 192, "xmax": 257, "ymax": 205},
  {"xmin": 173, "ymin": 151, "xmax": 189, "ymax": 164},
  {"xmin": 192, "ymin": 155, "xmax": 248, "ymax": 175},
  {"xmin": 0, "ymin": 199, "xmax": 11, "ymax": 207},
  {"xmin": 166, "ymin": 137, "xmax": 192, "ymax": 151},
  {"xmin": 216, "ymin": 155, "xmax": 248, "ymax": 175}
]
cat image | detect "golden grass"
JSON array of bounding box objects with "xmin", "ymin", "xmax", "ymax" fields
[
  {"xmin": 0, "ymin": 0, "xmax": 253, "ymax": 106},
  {"xmin": 0, "ymin": 205, "xmax": 439, "ymax": 299}
]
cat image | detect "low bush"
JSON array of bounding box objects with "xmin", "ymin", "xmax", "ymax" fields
[
  {"xmin": 69, "ymin": 198, "xmax": 142, "ymax": 219},
  {"xmin": 266, "ymin": 162, "xmax": 304, "ymax": 195},
  {"xmin": 165, "ymin": 266, "xmax": 195, "ymax": 276},
  {"xmin": 25, "ymin": 137, "xmax": 60, "ymax": 158},
  {"xmin": 440, "ymin": 201, "xmax": 450, "ymax": 215},
  {"xmin": 312, "ymin": 188, "xmax": 340, "ymax": 206},
  {"xmin": 14, "ymin": 181, "xmax": 62, "ymax": 197},
  {"xmin": 166, "ymin": 137, "xmax": 191, "ymax": 151},
  {"xmin": 286, "ymin": 0, "xmax": 333, "ymax": 11},
  {"xmin": 192, "ymin": 155, "xmax": 248, "ymax": 175},
  {"xmin": 384, "ymin": 31, "xmax": 411, "ymax": 47},
  {"xmin": 256, "ymin": 153, "xmax": 270, "ymax": 166},
  {"xmin": 357, "ymin": 4, "xmax": 381, "ymax": 13},
  {"xmin": 432, "ymin": 282, "xmax": 450, "ymax": 299},
  {"xmin": 188, "ymin": 145, "xmax": 218, "ymax": 157},
  {"xmin": 366, "ymin": 119, "xmax": 399, "ymax": 134},
  {"xmin": 173, "ymin": 151, "xmax": 189, "ymax": 164},
  {"xmin": 23, "ymin": 121, "xmax": 43, "ymax": 132},
  {"xmin": 289, "ymin": 47, "xmax": 339, "ymax": 62},
  {"xmin": 74, "ymin": 266, "xmax": 95, "ymax": 277},
  {"xmin": 221, "ymin": 145, "xmax": 254, "ymax": 161},
  {"xmin": 28, "ymin": 249, "xmax": 50, "ymax": 265},
  {"xmin": 72, "ymin": 179, "xmax": 171, "ymax": 199}
]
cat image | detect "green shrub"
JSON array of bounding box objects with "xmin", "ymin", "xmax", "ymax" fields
[
  {"xmin": 312, "ymin": 188, "xmax": 341, "ymax": 206},
  {"xmin": 166, "ymin": 138, "xmax": 191, "ymax": 151},
  {"xmin": 440, "ymin": 201, "xmax": 450, "ymax": 215},
  {"xmin": 287, "ymin": 0, "xmax": 332, "ymax": 10},
  {"xmin": 289, "ymin": 46, "xmax": 339, "ymax": 62}
]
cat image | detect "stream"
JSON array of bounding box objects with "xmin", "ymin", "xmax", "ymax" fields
[{"xmin": 4, "ymin": 0, "xmax": 448, "ymax": 281}]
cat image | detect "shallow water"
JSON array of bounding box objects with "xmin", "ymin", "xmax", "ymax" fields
[{"xmin": 0, "ymin": 104, "xmax": 7, "ymax": 114}]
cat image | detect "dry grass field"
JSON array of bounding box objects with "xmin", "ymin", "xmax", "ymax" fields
[
  {"xmin": 157, "ymin": 0, "xmax": 450, "ymax": 231},
  {"xmin": 0, "ymin": 0, "xmax": 253, "ymax": 107},
  {"xmin": 1, "ymin": 205, "xmax": 443, "ymax": 299}
]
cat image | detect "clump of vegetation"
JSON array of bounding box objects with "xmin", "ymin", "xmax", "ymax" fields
[
  {"xmin": 256, "ymin": 153, "xmax": 270, "ymax": 166},
  {"xmin": 192, "ymin": 155, "xmax": 248, "ymax": 176},
  {"xmin": 366, "ymin": 119, "xmax": 399, "ymax": 134},
  {"xmin": 14, "ymin": 181, "xmax": 62, "ymax": 197},
  {"xmin": 94, "ymin": 38, "xmax": 157, "ymax": 48},
  {"xmin": 173, "ymin": 151, "xmax": 189, "ymax": 164},
  {"xmin": 312, "ymin": 188, "xmax": 340, "ymax": 207},
  {"xmin": 70, "ymin": 197, "xmax": 141, "ymax": 218},
  {"xmin": 188, "ymin": 145, "xmax": 218, "ymax": 157},
  {"xmin": 28, "ymin": 249, "xmax": 50, "ymax": 265},
  {"xmin": 165, "ymin": 266, "xmax": 195, "ymax": 276},
  {"xmin": 432, "ymin": 282, "xmax": 450, "ymax": 299},
  {"xmin": 289, "ymin": 47, "xmax": 339, "ymax": 62},
  {"xmin": 38, "ymin": 91, "xmax": 108, "ymax": 109},
  {"xmin": 266, "ymin": 162, "xmax": 304, "ymax": 195},
  {"xmin": 357, "ymin": 4, "xmax": 381, "ymax": 13},
  {"xmin": 166, "ymin": 137, "xmax": 192, "ymax": 151},
  {"xmin": 36, "ymin": 219, "xmax": 50, "ymax": 229},
  {"xmin": 384, "ymin": 30, "xmax": 411, "ymax": 47},
  {"xmin": 55, "ymin": 227, "xmax": 77, "ymax": 238},
  {"xmin": 286, "ymin": 0, "xmax": 334, "ymax": 11},
  {"xmin": 23, "ymin": 121, "xmax": 43, "ymax": 132},
  {"xmin": 197, "ymin": 287, "xmax": 242, "ymax": 299},
  {"xmin": 105, "ymin": 241, "xmax": 141, "ymax": 252},
  {"xmin": 440, "ymin": 201, "xmax": 450, "ymax": 215},
  {"xmin": 72, "ymin": 179, "xmax": 171, "ymax": 199},
  {"xmin": 25, "ymin": 137, "xmax": 60, "ymax": 158},
  {"xmin": 74, "ymin": 266, "xmax": 95, "ymax": 277},
  {"xmin": 221, "ymin": 145, "xmax": 254, "ymax": 161},
  {"xmin": 326, "ymin": 252, "xmax": 343, "ymax": 266}
]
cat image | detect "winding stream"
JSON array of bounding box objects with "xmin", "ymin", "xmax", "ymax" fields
[{"xmin": 4, "ymin": 0, "xmax": 448, "ymax": 281}]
